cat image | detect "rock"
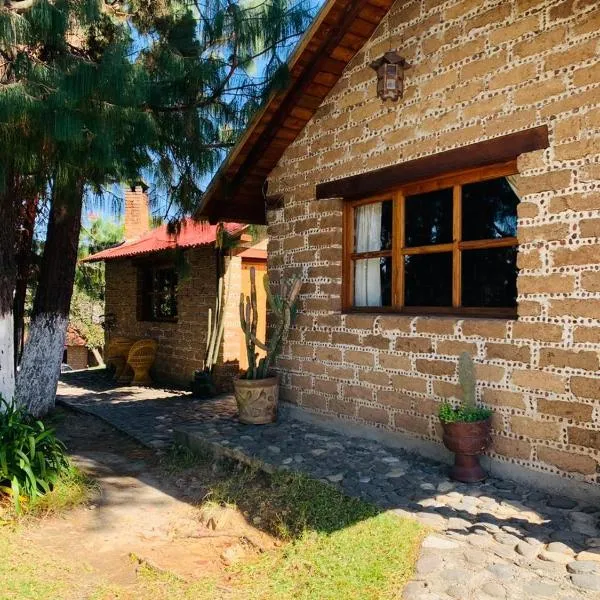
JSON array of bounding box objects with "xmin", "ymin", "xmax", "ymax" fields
[
  {"xmin": 358, "ymin": 475, "xmax": 371, "ymax": 484},
  {"xmin": 567, "ymin": 560, "xmax": 600, "ymax": 574},
  {"xmin": 437, "ymin": 481, "xmax": 455, "ymax": 493},
  {"xmin": 267, "ymin": 445, "xmax": 280, "ymax": 454},
  {"xmin": 486, "ymin": 563, "xmax": 516, "ymax": 581},
  {"xmin": 311, "ymin": 448, "xmax": 326, "ymax": 456},
  {"xmin": 482, "ymin": 581, "xmax": 506, "ymax": 598},
  {"xmin": 220, "ymin": 543, "xmax": 246, "ymax": 566},
  {"xmin": 546, "ymin": 541, "xmax": 575, "ymax": 556},
  {"xmin": 548, "ymin": 496, "xmax": 577, "ymax": 509},
  {"xmin": 381, "ymin": 456, "xmax": 400, "ymax": 464},
  {"xmin": 293, "ymin": 454, "xmax": 304, "ymax": 463},
  {"xmin": 576, "ymin": 550, "xmax": 600, "ymax": 562},
  {"xmin": 468, "ymin": 533, "xmax": 494, "ymax": 548},
  {"xmin": 415, "ymin": 555, "xmax": 441, "ymax": 576},
  {"xmin": 326, "ymin": 473, "xmax": 344, "ymax": 483},
  {"xmin": 571, "ymin": 573, "xmax": 600, "ymax": 591},
  {"xmin": 538, "ymin": 550, "xmax": 572, "ymax": 564},
  {"xmin": 448, "ymin": 517, "xmax": 471, "ymax": 531},
  {"xmin": 586, "ymin": 537, "xmax": 600, "ymax": 548},
  {"xmin": 521, "ymin": 580, "xmax": 560, "ymax": 597},
  {"xmin": 401, "ymin": 581, "xmax": 426, "ymax": 600},
  {"xmin": 422, "ymin": 535, "xmax": 460, "ymax": 550},
  {"xmin": 420, "ymin": 482, "xmax": 436, "ymax": 491},
  {"xmin": 281, "ymin": 457, "xmax": 293, "ymax": 464},
  {"xmin": 494, "ymin": 532, "xmax": 520, "ymax": 546},
  {"xmin": 516, "ymin": 541, "xmax": 543, "ymax": 559},
  {"xmin": 463, "ymin": 549, "xmax": 487, "ymax": 565},
  {"xmin": 386, "ymin": 468, "xmax": 406, "ymax": 478}
]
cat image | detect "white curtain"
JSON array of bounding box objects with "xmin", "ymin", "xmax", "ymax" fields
[
  {"xmin": 354, "ymin": 202, "xmax": 382, "ymax": 307},
  {"xmin": 506, "ymin": 175, "xmax": 521, "ymax": 199}
]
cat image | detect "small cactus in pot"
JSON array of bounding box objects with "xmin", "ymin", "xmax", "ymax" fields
[
  {"xmin": 234, "ymin": 267, "xmax": 301, "ymax": 424},
  {"xmin": 439, "ymin": 352, "xmax": 492, "ymax": 482}
]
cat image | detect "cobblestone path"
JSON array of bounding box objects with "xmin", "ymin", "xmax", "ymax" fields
[{"xmin": 58, "ymin": 371, "xmax": 600, "ymax": 599}]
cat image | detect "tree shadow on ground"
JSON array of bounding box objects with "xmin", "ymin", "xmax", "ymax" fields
[{"xmin": 57, "ymin": 370, "xmax": 600, "ymax": 561}]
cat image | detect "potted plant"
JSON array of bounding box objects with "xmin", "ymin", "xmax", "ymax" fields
[
  {"xmin": 234, "ymin": 267, "xmax": 301, "ymax": 424},
  {"xmin": 438, "ymin": 352, "xmax": 492, "ymax": 483}
]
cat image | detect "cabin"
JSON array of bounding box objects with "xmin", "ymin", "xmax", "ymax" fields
[
  {"xmin": 85, "ymin": 187, "xmax": 267, "ymax": 389},
  {"xmin": 199, "ymin": 0, "xmax": 600, "ymax": 492}
]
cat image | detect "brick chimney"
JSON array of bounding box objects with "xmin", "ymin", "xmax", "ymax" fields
[{"xmin": 124, "ymin": 186, "xmax": 150, "ymax": 240}]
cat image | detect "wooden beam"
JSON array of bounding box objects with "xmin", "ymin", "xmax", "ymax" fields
[{"xmin": 316, "ymin": 125, "xmax": 550, "ymax": 200}]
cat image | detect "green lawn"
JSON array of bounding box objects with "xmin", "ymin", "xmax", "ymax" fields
[{"xmin": 0, "ymin": 447, "xmax": 424, "ymax": 599}]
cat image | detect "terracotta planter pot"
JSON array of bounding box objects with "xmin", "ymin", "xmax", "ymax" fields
[
  {"xmin": 441, "ymin": 418, "xmax": 491, "ymax": 483},
  {"xmin": 233, "ymin": 375, "xmax": 279, "ymax": 424}
]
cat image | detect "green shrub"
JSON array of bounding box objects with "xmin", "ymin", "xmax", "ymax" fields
[
  {"xmin": 438, "ymin": 352, "xmax": 492, "ymax": 424},
  {"xmin": 438, "ymin": 402, "xmax": 491, "ymax": 424},
  {"xmin": 0, "ymin": 398, "xmax": 70, "ymax": 513}
]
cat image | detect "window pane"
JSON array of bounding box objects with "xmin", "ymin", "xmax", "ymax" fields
[
  {"xmin": 462, "ymin": 247, "xmax": 518, "ymax": 307},
  {"xmin": 462, "ymin": 177, "xmax": 519, "ymax": 241},
  {"xmin": 404, "ymin": 253, "xmax": 452, "ymax": 306},
  {"xmin": 354, "ymin": 200, "xmax": 393, "ymax": 252},
  {"xmin": 405, "ymin": 188, "xmax": 453, "ymax": 247},
  {"xmin": 354, "ymin": 257, "xmax": 392, "ymax": 307}
]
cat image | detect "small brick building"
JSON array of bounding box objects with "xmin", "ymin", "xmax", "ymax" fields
[
  {"xmin": 86, "ymin": 188, "xmax": 266, "ymax": 388},
  {"xmin": 64, "ymin": 325, "xmax": 93, "ymax": 370},
  {"xmin": 200, "ymin": 0, "xmax": 600, "ymax": 493}
]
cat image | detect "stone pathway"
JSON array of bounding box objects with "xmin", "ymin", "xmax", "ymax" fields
[{"xmin": 58, "ymin": 371, "xmax": 600, "ymax": 599}]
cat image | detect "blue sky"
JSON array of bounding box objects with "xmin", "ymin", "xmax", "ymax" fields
[{"xmin": 88, "ymin": 0, "xmax": 326, "ymax": 229}]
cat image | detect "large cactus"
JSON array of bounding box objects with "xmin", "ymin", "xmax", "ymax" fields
[{"xmin": 240, "ymin": 267, "xmax": 301, "ymax": 379}]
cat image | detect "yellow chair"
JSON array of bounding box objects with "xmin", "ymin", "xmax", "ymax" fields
[
  {"xmin": 105, "ymin": 337, "xmax": 135, "ymax": 382},
  {"xmin": 127, "ymin": 339, "xmax": 158, "ymax": 386}
]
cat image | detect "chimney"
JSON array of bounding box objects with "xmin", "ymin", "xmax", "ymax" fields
[{"xmin": 124, "ymin": 186, "xmax": 150, "ymax": 240}]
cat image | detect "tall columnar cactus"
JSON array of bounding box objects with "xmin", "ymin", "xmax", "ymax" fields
[
  {"xmin": 240, "ymin": 267, "xmax": 301, "ymax": 379},
  {"xmin": 458, "ymin": 352, "xmax": 476, "ymax": 409}
]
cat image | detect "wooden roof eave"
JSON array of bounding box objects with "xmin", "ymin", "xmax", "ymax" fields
[{"xmin": 197, "ymin": 0, "xmax": 395, "ymax": 225}]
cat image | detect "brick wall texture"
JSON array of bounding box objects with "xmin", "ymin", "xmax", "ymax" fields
[
  {"xmin": 266, "ymin": 0, "xmax": 600, "ymax": 482},
  {"xmin": 104, "ymin": 247, "xmax": 243, "ymax": 388}
]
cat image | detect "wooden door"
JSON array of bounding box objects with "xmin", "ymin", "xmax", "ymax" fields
[{"xmin": 239, "ymin": 260, "xmax": 267, "ymax": 371}]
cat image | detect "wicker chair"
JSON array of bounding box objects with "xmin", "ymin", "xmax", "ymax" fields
[
  {"xmin": 127, "ymin": 339, "xmax": 158, "ymax": 386},
  {"xmin": 105, "ymin": 337, "xmax": 136, "ymax": 382}
]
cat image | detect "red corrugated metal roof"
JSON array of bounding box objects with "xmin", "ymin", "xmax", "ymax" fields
[{"xmin": 83, "ymin": 219, "xmax": 244, "ymax": 262}]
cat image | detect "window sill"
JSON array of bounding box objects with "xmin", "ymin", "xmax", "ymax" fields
[{"xmin": 342, "ymin": 307, "xmax": 517, "ymax": 320}]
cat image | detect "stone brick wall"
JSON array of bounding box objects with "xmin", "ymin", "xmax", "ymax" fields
[
  {"xmin": 104, "ymin": 246, "xmax": 242, "ymax": 387},
  {"xmin": 65, "ymin": 345, "xmax": 88, "ymax": 370},
  {"xmin": 266, "ymin": 0, "xmax": 600, "ymax": 482}
]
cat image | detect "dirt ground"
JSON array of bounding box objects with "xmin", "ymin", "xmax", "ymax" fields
[{"xmin": 23, "ymin": 409, "xmax": 276, "ymax": 588}]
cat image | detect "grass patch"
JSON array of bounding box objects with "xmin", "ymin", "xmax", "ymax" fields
[
  {"xmin": 232, "ymin": 512, "xmax": 422, "ymax": 600},
  {"xmin": 0, "ymin": 444, "xmax": 424, "ymax": 599},
  {"xmin": 27, "ymin": 465, "xmax": 98, "ymax": 516}
]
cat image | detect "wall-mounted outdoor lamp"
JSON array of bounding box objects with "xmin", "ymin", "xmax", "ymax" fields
[{"xmin": 370, "ymin": 51, "xmax": 409, "ymax": 102}]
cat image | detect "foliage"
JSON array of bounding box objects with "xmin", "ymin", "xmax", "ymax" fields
[
  {"xmin": 438, "ymin": 352, "xmax": 492, "ymax": 424},
  {"xmin": 240, "ymin": 268, "xmax": 301, "ymax": 379},
  {"xmin": 438, "ymin": 401, "xmax": 492, "ymax": 424},
  {"xmin": 69, "ymin": 215, "xmax": 124, "ymax": 351},
  {"xmin": 0, "ymin": 398, "xmax": 70, "ymax": 513}
]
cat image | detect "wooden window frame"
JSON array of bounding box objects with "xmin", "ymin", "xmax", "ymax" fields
[
  {"xmin": 342, "ymin": 161, "xmax": 519, "ymax": 319},
  {"xmin": 137, "ymin": 262, "xmax": 179, "ymax": 323}
]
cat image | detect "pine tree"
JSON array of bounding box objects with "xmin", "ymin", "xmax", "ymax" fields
[{"xmin": 3, "ymin": 0, "xmax": 311, "ymax": 414}]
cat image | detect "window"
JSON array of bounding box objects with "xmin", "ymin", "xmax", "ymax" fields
[
  {"xmin": 343, "ymin": 162, "xmax": 520, "ymax": 317},
  {"xmin": 138, "ymin": 265, "xmax": 178, "ymax": 322}
]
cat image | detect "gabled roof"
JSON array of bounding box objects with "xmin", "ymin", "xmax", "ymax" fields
[
  {"xmin": 198, "ymin": 0, "xmax": 395, "ymax": 225},
  {"xmin": 83, "ymin": 219, "xmax": 244, "ymax": 262}
]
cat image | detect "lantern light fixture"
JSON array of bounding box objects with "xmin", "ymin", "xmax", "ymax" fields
[{"xmin": 370, "ymin": 51, "xmax": 409, "ymax": 102}]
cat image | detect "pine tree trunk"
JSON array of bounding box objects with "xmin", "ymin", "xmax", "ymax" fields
[
  {"xmin": 0, "ymin": 183, "xmax": 17, "ymax": 405},
  {"xmin": 17, "ymin": 182, "xmax": 83, "ymax": 417},
  {"xmin": 14, "ymin": 195, "xmax": 38, "ymax": 366}
]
